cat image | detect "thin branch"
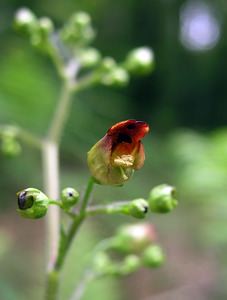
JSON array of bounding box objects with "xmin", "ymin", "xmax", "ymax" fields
[
  {"xmin": 0, "ymin": 125, "xmax": 43, "ymax": 149},
  {"xmin": 86, "ymin": 200, "xmax": 132, "ymax": 216}
]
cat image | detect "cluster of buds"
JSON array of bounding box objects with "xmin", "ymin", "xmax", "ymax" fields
[
  {"xmin": 92, "ymin": 223, "xmax": 165, "ymax": 277},
  {"xmin": 14, "ymin": 8, "xmax": 155, "ymax": 86},
  {"xmin": 0, "ymin": 126, "xmax": 21, "ymax": 157},
  {"xmin": 60, "ymin": 11, "xmax": 95, "ymax": 46},
  {"xmin": 14, "ymin": 8, "xmax": 54, "ymax": 52}
]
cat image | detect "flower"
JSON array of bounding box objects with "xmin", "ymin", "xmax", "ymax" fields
[{"xmin": 87, "ymin": 119, "xmax": 149, "ymax": 185}]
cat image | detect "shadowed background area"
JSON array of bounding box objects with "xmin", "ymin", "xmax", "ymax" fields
[{"xmin": 1, "ymin": 0, "xmax": 227, "ymax": 299}]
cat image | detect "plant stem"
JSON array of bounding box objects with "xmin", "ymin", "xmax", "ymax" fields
[
  {"xmin": 86, "ymin": 201, "xmax": 131, "ymax": 216},
  {"xmin": 48, "ymin": 82, "xmax": 73, "ymax": 144},
  {"xmin": 0, "ymin": 125, "xmax": 43, "ymax": 149},
  {"xmin": 70, "ymin": 270, "xmax": 96, "ymax": 300},
  {"xmin": 43, "ymin": 140, "xmax": 60, "ymax": 271},
  {"xmin": 45, "ymin": 178, "xmax": 94, "ymax": 300},
  {"xmin": 54, "ymin": 177, "xmax": 95, "ymax": 270}
]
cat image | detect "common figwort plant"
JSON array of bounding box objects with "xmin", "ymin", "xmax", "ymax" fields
[{"xmin": 0, "ymin": 8, "xmax": 178, "ymax": 300}]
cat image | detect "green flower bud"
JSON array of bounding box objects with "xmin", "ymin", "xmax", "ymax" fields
[
  {"xmin": 61, "ymin": 11, "xmax": 95, "ymax": 46},
  {"xmin": 73, "ymin": 11, "xmax": 91, "ymax": 27},
  {"xmin": 120, "ymin": 254, "xmax": 141, "ymax": 275},
  {"xmin": 142, "ymin": 245, "xmax": 165, "ymax": 268},
  {"xmin": 1, "ymin": 138, "xmax": 21, "ymax": 157},
  {"xmin": 101, "ymin": 67, "xmax": 129, "ymax": 87},
  {"xmin": 17, "ymin": 188, "xmax": 49, "ymax": 219},
  {"xmin": 39, "ymin": 17, "xmax": 54, "ymax": 36},
  {"xmin": 0, "ymin": 127, "xmax": 21, "ymax": 157},
  {"xmin": 14, "ymin": 8, "xmax": 38, "ymax": 35},
  {"xmin": 148, "ymin": 184, "xmax": 178, "ymax": 213},
  {"xmin": 78, "ymin": 48, "xmax": 101, "ymax": 68},
  {"xmin": 100, "ymin": 57, "xmax": 116, "ymax": 72},
  {"xmin": 92, "ymin": 251, "xmax": 112, "ymax": 274},
  {"xmin": 125, "ymin": 47, "xmax": 154, "ymax": 75},
  {"xmin": 61, "ymin": 187, "xmax": 79, "ymax": 209},
  {"xmin": 123, "ymin": 198, "xmax": 149, "ymax": 219},
  {"xmin": 112, "ymin": 223, "xmax": 156, "ymax": 254}
]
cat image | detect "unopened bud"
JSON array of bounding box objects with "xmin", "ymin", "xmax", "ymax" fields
[
  {"xmin": 14, "ymin": 8, "xmax": 38, "ymax": 34},
  {"xmin": 39, "ymin": 17, "xmax": 54, "ymax": 35},
  {"xmin": 17, "ymin": 188, "xmax": 49, "ymax": 219},
  {"xmin": 148, "ymin": 184, "xmax": 178, "ymax": 213},
  {"xmin": 142, "ymin": 245, "xmax": 165, "ymax": 268},
  {"xmin": 120, "ymin": 254, "xmax": 141, "ymax": 275},
  {"xmin": 61, "ymin": 187, "xmax": 79, "ymax": 209},
  {"xmin": 112, "ymin": 223, "xmax": 156, "ymax": 253},
  {"xmin": 101, "ymin": 67, "xmax": 129, "ymax": 87},
  {"xmin": 92, "ymin": 251, "xmax": 111, "ymax": 274},
  {"xmin": 125, "ymin": 47, "xmax": 154, "ymax": 75},
  {"xmin": 79, "ymin": 48, "xmax": 101, "ymax": 68},
  {"xmin": 61, "ymin": 11, "xmax": 95, "ymax": 45},
  {"xmin": 1, "ymin": 138, "xmax": 21, "ymax": 157},
  {"xmin": 123, "ymin": 198, "xmax": 149, "ymax": 219}
]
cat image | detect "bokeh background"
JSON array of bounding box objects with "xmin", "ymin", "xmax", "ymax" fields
[{"xmin": 1, "ymin": 0, "xmax": 227, "ymax": 299}]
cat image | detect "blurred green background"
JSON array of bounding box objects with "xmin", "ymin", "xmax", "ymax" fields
[{"xmin": 1, "ymin": 0, "xmax": 227, "ymax": 299}]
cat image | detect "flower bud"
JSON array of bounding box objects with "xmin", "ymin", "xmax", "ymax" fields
[
  {"xmin": 123, "ymin": 198, "xmax": 149, "ymax": 219},
  {"xmin": 0, "ymin": 127, "xmax": 21, "ymax": 157},
  {"xmin": 124, "ymin": 47, "xmax": 154, "ymax": 75},
  {"xmin": 39, "ymin": 17, "xmax": 54, "ymax": 36},
  {"xmin": 112, "ymin": 223, "xmax": 156, "ymax": 254},
  {"xmin": 14, "ymin": 8, "xmax": 38, "ymax": 35},
  {"xmin": 100, "ymin": 57, "xmax": 116, "ymax": 72},
  {"xmin": 101, "ymin": 67, "xmax": 129, "ymax": 87},
  {"xmin": 78, "ymin": 48, "xmax": 101, "ymax": 68},
  {"xmin": 1, "ymin": 138, "xmax": 21, "ymax": 157},
  {"xmin": 142, "ymin": 245, "xmax": 165, "ymax": 268},
  {"xmin": 87, "ymin": 120, "xmax": 149, "ymax": 185},
  {"xmin": 120, "ymin": 254, "xmax": 141, "ymax": 275},
  {"xmin": 61, "ymin": 11, "xmax": 95, "ymax": 46},
  {"xmin": 17, "ymin": 188, "xmax": 49, "ymax": 219},
  {"xmin": 148, "ymin": 184, "xmax": 178, "ymax": 213},
  {"xmin": 61, "ymin": 187, "xmax": 79, "ymax": 209},
  {"xmin": 92, "ymin": 251, "xmax": 112, "ymax": 274}
]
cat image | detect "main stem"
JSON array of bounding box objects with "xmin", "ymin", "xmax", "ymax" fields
[{"xmin": 44, "ymin": 81, "xmax": 74, "ymax": 299}]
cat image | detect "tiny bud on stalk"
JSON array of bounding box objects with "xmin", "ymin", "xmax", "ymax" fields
[
  {"xmin": 148, "ymin": 184, "xmax": 178, "ymax": 213},
  {"xmin": 112, "ymin": 223, "xmax": 156, "ymax": 254},
  {"xmin": 14, "ymin": 8, "xmax": 38, "ymax": 34},
  {"xmin": 61, "ymin": 11, "xmax": 95, "ymax": 46},
  {"xmin": 120, "ymin": 254, "xmax": 141, "ymax": 275},
  {"xmin": 39, "ymin": 17, "xmax": 54, "ymax": 35},
  {"xmin": 17, "ymin": 188, "xmax": 49, "ymax": 219},
  {"xmin": 125, "ymin": 47, "xmax": 154, "ymax": 75},
  {"xmin": 123, "ymin": 198, "xmax": 149, "ymax": 219},
  {"xmin": 100, "ymin": 67, "xmax": 129, "ymax": 87},
  {"xmin": 78, "ymin": 48, "xmax": 101, "ymax": 68},
  {"xmin": 142, "ymin": 245, "xmax": 165, "ymax": 268},
  {"xmin": 61, "ymin": 187, "xmax": 79, "ymax": 209}
]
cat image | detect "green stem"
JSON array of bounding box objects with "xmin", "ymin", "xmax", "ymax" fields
[
  {"xmin": 48, "ymin": 82, "xmax": 73, "ymax": 144},
  {"xmin": 54, "ymin": 177, "xmax": 95, "ymax": 271},
  {"xmin": 0, "ymin": 125, "xmax": 43, "ymax": 149},
  {"xmin": 45, "ymin": 271, "xmax": 59, "ymax": 300},
  {"xmin": 86, "ymin": 201, "xmax": 131, "ymax": 216}
]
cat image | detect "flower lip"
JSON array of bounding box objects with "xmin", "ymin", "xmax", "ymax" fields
[{"xmin": 107, "ymin": 119, "xmax": 149, "ymax": 142}]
